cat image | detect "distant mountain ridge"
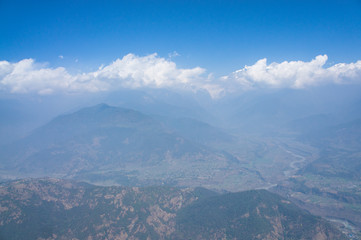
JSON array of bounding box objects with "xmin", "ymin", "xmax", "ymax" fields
[{"xmin": 0, "ymin": 104, "xmax": 249, "ymax": 190}]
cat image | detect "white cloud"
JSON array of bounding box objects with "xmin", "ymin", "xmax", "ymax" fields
[
  {"xmin": 0, "ymin": 61, "xmax": 13, "ymax": 79},
  {"xmin": 223, "ymin": 55, "xmax": 361, "ymax": 90},
  {"xmin": 0, "ymin": 54, "xmax": 206, "ymax": 95},
  {"xmin": 1, "ymin": 54, "xmax": 361, "ymax": 97},
  {"xmin": 91, "ymin": 53, "xmax": 205, "ymax": 89},
  {"xmin": 1, "ymin": 59, "xmax": 74, "ymax": 95}
]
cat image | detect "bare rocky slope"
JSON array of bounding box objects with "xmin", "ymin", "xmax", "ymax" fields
[{"xmin": 0, "ymin": 178, "xmax": 346, "ymax": 240}]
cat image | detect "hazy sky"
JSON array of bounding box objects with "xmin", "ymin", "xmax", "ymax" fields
[{"xmin": 1, "ymin": 0, "xmax": 361, "ymax": 97}]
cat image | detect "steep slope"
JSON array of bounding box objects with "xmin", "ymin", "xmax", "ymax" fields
[
  {"xmin": 175, "ymin": 190, "xmax": 346, "ymax": 240},
  {"xmin": 158, "ymin": 116, "xmax": 235, "ymax": 147},
  {"xmin": 0, "ymin": 178, "xmax": 207, "ymax": 240},
  {"xmin": 0, "ymin": 178, "xmax": 346, "ymax": 240}
]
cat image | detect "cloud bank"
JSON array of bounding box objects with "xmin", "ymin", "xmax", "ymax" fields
[
  {"xmin": 223, "ymin": 55, "xmax": 361, "ymax": 91},
  {"xmin": 1, "ymin": 54, "xmax": 361, "ymax": 97},
  {"xmin": 0, "ymin": 54, "xmax": 205, "ymax": 95}
]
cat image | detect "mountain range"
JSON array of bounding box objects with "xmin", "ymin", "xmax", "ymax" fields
[
  {"xmin": 0, "ymin": 103, "xmax": 254, "ymax": 191},
  {"xmin": 0, "ymin": 178, "xmax": 346, "ymax": 240},
  {"xmin": 1, "ymin": 86, "xmax": 361, "ymax": 238}
]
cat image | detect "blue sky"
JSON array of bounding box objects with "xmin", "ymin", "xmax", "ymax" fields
[
  {"xmin": 1, "ymin": 0, "xmax": 361, "ymax": 72},
  {"xmin": 1, "ymin": 0, "xmax": 361, "ymax": 97}
]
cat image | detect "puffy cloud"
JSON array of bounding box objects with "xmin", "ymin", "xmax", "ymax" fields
[
  {"xmin": 0, "ymin": 61, "xmax": 14, "ymax": 79},
  {"xmin": 223, "ymin": 55, "xmax": 361, "ymax": 90},
  {"xmin": 0, "ymin": 54, "xmax": 206, "ymax": 95},
  {"xmin": 1, "ymin": 54, "xmax": 361, "ymax": 97},
  {"xmin": 90, "ymin": 53, "xmax": 205, "ymax": 88},
  {"xmin": 1, "ymin": 59, "xmax": 74, "ymax": 94}
]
